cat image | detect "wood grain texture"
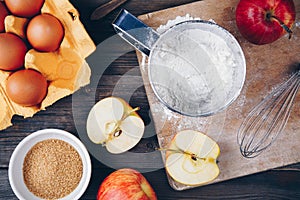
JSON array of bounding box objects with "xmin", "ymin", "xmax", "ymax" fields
[
  {"xmin": 136, "ymin": 0, "xmax": 300, "ymax": 191},
  {"xmin": 90, "ymin": 0, "xmax": 128, "ymax": 20},
  {"xmin": 0, "ymin": 0, "xmax": 299, "ymax": 199}
]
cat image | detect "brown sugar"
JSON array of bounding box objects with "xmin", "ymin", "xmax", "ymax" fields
[{"xmin": 23, "ymin": 139, "xmax": 83, "ymax": 199}]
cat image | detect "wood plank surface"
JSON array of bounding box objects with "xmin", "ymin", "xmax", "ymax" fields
[{"xmin": 136, "ymin": 0, "xmax": 300, "ymax": 190}]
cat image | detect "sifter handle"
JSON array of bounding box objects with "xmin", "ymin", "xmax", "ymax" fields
[{"xmin": 112, "ymin": 9, "xmax": 160, "ymax": 56}]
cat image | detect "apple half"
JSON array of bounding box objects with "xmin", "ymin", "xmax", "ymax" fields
[
  {"xmin": 86, "ymin": 97, "xmax": 145, "ymax": 154},
  {"xmin": 165, "ymin": 130, "xmax": 220, "ymax": 186}
]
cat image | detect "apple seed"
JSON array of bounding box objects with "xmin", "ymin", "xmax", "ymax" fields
[
  {"xmin": 191, "ymin": 154, "xmax": 198, "ymax": 161},
  {"xmin": 156, "ymin": 148, "xmax": 206, "ymax": 161},
  {"xmin": 113, "ymin": 130, "xmax": 122, "ymax": 137},
  {"xmin": 103, "ymin": 107, "xmax": 140, "ymax": 144}
]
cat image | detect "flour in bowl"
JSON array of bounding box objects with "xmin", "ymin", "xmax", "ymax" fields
[{"xmin": 148, "ymin": 16, "xmax": 240, "ymax": 116}]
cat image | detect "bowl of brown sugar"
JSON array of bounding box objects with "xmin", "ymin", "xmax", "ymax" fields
[{"xmin": 8, "ymin": 129, "xmax": 92, "ymax": 200}]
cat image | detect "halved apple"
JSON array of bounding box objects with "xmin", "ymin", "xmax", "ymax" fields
[
  {"xmin": 165, "ymin": 130, "xmax": 220, "ymax": 186},
  {"xmin": 86, "ymin": 97, "xmax": 145, "ymax": 154}
]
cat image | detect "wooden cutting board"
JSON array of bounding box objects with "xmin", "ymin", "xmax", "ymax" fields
[{"xmin": 136, "ymin": 0, "xmax": 300, "ymax": 190}]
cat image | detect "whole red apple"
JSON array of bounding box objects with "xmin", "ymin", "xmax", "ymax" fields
[
  {"xmin": 236, "ymin": 0, "xmax": 296, "ymax": 45},
  {"xmin": 97, "ymin": 168, "xmax": 157, "ymax": 200}
]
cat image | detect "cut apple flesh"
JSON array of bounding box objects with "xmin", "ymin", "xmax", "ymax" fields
[
  {"xmin": 165, "ymin": 130, "xmax": 220, "ymax": 186},
  {"xmin": 175, "ymin": 130, "xmax": 220, "ymax": 158},
  {"xmin": 106, "ymin": 115, "xmax": 144, "ymax": 154},
  {"xmin": 86, "ymin": 97, "xmax": 145, "ymax": 154},
  {"xmin": 87, "ymin": 97, "xmax": 124, "ymax": 144},
  {"xmin": 166, "ymin": 153, "xmax": 219, "ymax": 185}
]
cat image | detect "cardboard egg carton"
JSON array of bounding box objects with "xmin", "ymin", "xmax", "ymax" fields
[{"xmin": 0, "ymin": 0, "xmax": 96, "ymax": 130}]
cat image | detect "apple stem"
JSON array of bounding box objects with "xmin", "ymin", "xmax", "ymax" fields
[
  {"xmin": 129, "ymin": 107, "xmax": 140, "ymax": 114},
  {"xmin": 122, "ymin": 107, "xmax": 140, "ymax": 120},
  {"xmin": 156, "ymin": 148, "xmax": 206, "ymax": 161},
  {"xmin": 266, "ymin": 13, "xmax": 293, "ymax": 39}
]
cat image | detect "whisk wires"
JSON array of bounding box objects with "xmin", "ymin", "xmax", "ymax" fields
[{"xmin": 238, "ymin": 71, "xmax": 300, "ymax": 158}]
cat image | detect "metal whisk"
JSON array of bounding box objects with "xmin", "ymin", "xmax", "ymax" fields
[{"xmin": 237, "ymin": 67, "xmax": 300, "ymax": 158}]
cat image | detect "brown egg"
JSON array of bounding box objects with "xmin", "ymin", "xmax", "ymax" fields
[
  {"xmin": 4, "ymin": 0, "xmax": 44, "ymax": 18},
  {"xmin": 0, "ymin": 33, "xmax": 27, "ymax": 71},
  {"xmin": 27, "ymin": 14, "xmax": 64, "ymax": 52},
  {"xmin": 0, "ymin": 2, "xmax": 9, "ymax": 32},
  {"xmin": 6, "ymin": 69, "xmax": 48, "ymax": 107}
]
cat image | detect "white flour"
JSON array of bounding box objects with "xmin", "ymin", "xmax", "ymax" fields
[
  {"xmin": 148, "ymin": 15, "xmax": 238, "ymax": 116},
  {"xmin": 156, "ymin": 14, "xmax": 202, "ymax": 33}
]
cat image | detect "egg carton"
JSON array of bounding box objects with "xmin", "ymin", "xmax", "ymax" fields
[{"xmin": 0, "ymin": 0, "xmax": 96, "ymax": 130}]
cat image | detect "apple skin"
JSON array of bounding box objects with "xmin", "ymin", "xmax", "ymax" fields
[
  {"xmin": 0, "ymin": 2, "xmax": 9, "ymax": 32},
  {"xmin": 236, "ymin": 0, "xmax": 296, "ymax": 45},
  {"xmin": 97, "ymin": 168, "xmax": 157, "ymax": 200}
]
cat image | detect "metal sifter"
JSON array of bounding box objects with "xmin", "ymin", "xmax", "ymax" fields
[{"xmin": 113, "ymin": 10, "xmax": 246, "ymax": 117}]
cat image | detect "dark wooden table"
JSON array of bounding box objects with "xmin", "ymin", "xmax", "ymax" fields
[{"xmin": 1, "ymin": 0, "xmax": 300, "ymax": 199}]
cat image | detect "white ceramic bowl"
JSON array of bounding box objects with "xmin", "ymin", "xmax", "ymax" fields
[{"xmin": 8, "ymin": 129, "xmax": 92, "ymax": 200}]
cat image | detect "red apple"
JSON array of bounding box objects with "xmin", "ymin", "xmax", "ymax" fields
[
  {"xmin": 97, "ymin": 168, "xmax": 157, "ymax": 200},
  {"xmin": 236, "ymin": 0, "xmax": 296, "ymax": 45},
  {"xmin": 0, "ymin": 2, "xmax": 9, "ymax": 32}
]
